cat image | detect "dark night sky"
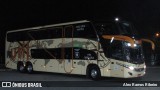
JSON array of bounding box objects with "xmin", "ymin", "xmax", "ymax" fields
[
  {"xmin": 1, "ymin": 0, "xmax": 160, "ymax": 33},
  {"xmin": 0, "ymin": 0, "xmax": 160, "ymax": 61}
]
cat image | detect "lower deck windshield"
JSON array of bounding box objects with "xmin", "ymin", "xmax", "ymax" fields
[
  {"xmin": 124, "ymin": 44, "xmax": 144, "ymax": 64},
  {"xmin": 101, "ymin": 39, "xmax": 144, "ymax": 64}
]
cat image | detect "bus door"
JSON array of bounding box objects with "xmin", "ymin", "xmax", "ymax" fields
[
  {"xmin": 109, "ymin": 40, "xmax": 124, "ymax": 77},
  {"xmin": 62, "ymin": 26, "xmax": 74, "ymax": 73}
]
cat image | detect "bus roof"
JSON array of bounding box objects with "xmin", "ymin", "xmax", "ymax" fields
[{"xmin": 7, "ymin": 20, "xmax": 90, "ymax": 33}]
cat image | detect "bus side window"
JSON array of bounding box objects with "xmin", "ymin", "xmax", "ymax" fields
[
  {"xmin": 96, "ymin": 23, "xmax": 118, "ymax": 35},
  {"xmin": 65, "ymin": 26, "xmax": 73, "ymax": 38},
  {"xmin": 28, "ymin": 27, "xmax": 63, "ymax": 40},
  {"xmin": 50, "ymin": 27, "xmax": 63, "ymax": 38},
  {"xmin": 109, "ymin": 40, "xmax": 123, "ymax": 60},
  {"xmin": 7, "ymin": 31, "xmax": 30, "ymax": 42},
  {"xmin": 74, "ymin": 23, "xmax": 97, "ymax": 40}
]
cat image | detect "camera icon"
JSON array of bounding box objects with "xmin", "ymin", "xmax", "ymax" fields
[{"xmin": 2, "ymin": 82, "xmax": 11, "ymax": 87}]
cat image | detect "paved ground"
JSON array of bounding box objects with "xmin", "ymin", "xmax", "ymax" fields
[{"xmin": 0, "ymin": 66, "xmax": 160, "ymax": 90}]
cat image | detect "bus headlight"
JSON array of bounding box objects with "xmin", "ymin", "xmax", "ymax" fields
[
  {"xmin": 129, "ymin": 66, "xmax": 134, "ymax": 70},
  {"xmin": 134, "ymin": 44, "xmax": 137, "ymax": 47},
  {"xmin": 124, "ymin": 42, "xmax": 137, "ymax": 47},
  {"xmin": 125, "ymin": 42, "xmax": 131, "ymax": 47}
]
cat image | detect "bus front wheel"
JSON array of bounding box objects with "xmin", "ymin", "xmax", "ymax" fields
[{"xmin": 87, "ymin": 66, "xmax": 101, "ymax": 80}]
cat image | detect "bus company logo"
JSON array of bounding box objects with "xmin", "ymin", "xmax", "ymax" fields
[{"xmin": 2, "ymin": 82, "xmax": 11, "ymax": 87}]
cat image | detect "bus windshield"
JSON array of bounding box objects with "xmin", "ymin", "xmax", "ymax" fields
[
  {"xmin": 118, "ymin": 22, "xmax": 138, "ymax": 36},
  {"xmin": 123, "ymin": 42, "xmax": 144, "ymax": 64},
  {"xmin": 94, "ymin": 21, "xmax": 144, "ymax": 64},
  {"xmin": 94, "ymin": 21, "xmax": 138, "ymax": 36}
]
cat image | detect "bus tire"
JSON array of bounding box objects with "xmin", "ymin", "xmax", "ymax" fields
[
  {"xmin": 88, "ymin": 66, "xmax": 101, "ymax": 80},
  {"xmin": 17, "ymin": 62, "xmax": 26, "ymax": 73},
  {"xmin": 26, "ymin": 63, "xmax": 33, "ymax": 74}
]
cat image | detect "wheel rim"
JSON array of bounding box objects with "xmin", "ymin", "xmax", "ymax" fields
[
  {"xmin": 20, "ymin": 65, "xmax": 24, "ymax": 71},
  {"xmin": 27, "ymin": 65, "xmax": 33, "ymax": 72},
  {"xmin": 91, "ymin": 69, "xmax": 97, "ymax": 78}
]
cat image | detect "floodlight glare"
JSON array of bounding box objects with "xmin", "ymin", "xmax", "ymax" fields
[{"xmin": 115, "ymin": 17, "xmax": 119, "ymax": 21}]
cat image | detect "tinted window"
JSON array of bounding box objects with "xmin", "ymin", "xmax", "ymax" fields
[
  {"xmin": 74, "ymin": 23, "xmax": 97, "ymax": 39},
  {"xmin": 110, "ymin": 40, "xmax": 123, "ymax": 60},
  {"xmin": 28, "ymin": 27, "xmax": 62, "ymax": 40},
  {"xmin": 7, "ymin": 27, "xmax": 62, "ymax": 42},
  {"xmin": 31, "ymin": 48, "xmax": 61, "ymax": 59},
  {"xmin": 31, "ymin": 48, "xmax": 97, "ymax": 60},
  {"xmin": 94, "ymin": 23, "xmax": 119, "ymax": 35},
  {"xmin": 64, "ymin": 26, "xmax": 73, "ymax": 38},
  {"xmin": 7, "ymin": 31, "xmax": 31, "ymax": 42}
]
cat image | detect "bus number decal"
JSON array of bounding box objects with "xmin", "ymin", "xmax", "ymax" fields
[
  {"xmin": 74, "ymin": 49, "xmax": 80, "ymax": 59},
  {"xmin": 76, "ymin": 25, "xmax": 86, "ymax": 31}
]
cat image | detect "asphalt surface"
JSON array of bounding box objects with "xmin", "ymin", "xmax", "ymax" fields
[{"xmin": 0, "ymin": 66, "xmax": 160, "ymax": 90}]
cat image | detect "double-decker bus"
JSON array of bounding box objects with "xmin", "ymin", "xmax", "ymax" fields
[{"xmin": 5, "ymin": 19, "xmax": 146, "ymax": 80}]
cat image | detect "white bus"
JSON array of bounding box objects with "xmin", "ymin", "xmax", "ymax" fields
[{"xmin": 5, "ymin": 19, "xmax": 146, "ymax": 80}]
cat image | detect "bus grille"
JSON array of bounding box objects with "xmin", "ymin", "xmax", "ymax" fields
[{"xmin": 134, "ymin": 68, "xmax": 144, "ymax": 72}]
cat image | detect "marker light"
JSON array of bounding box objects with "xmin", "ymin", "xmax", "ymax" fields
[
  {"xmin": 156, "ymin": 33, "xmax": 159, "ymax": 37},
  {"xmin": 134, "ymin": 44, "xmax": 137, "ymax": 47}
]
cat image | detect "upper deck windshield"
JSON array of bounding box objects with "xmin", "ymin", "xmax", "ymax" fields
[
  {"xmin": 118, "ymin": 22, "xmax": 138, "ymax": 36},
  {"xmin": 94, "ymin": 21, "xmax": 139, "ymax": 36}
]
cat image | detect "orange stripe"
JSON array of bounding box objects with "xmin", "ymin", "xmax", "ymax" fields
[
  {"xmin": 102, "ymin": 35, "xmax": 135, "ymax": 48},
  {"xmin": 142, "ymin": 39, "xmax": 155, "ymax": 50}
]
